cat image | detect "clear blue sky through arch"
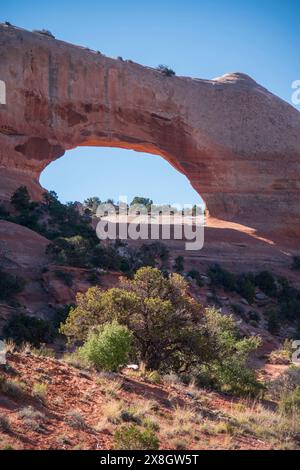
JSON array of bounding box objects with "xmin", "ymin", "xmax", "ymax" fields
[
  {"xmin": 3, "ymin": 0, "xmax": 299, "ymax": 203},
  {"xmin": 40, "ymin": 148, "xmax": 203, "ymax": 207}
]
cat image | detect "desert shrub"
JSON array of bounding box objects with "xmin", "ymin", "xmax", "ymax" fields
[
  {"xmin": 173, "ymin": 256, "xmax": 184, "ymax": 273},
  {"xmin": 207, "ymin": 264, "xmax": 236, "ymax": 291},
  {"xmin": 280, "ymin": 298, "xmax": 300, "ymax": 321},
  {"xmin": 43, "ymin": 191, "xmax": 97, "ymax": 241},
  {"xmin": 145, "ymin": 370, "xmax": 162, "ymax": 384},
  {"xmin": 48, "ymin": 236, "xmax": 128, "ymax": 272},
  {"xmin": 47, "ymin": 236, "xmax": 93, "ymax": 268},
  {"xmin": 269, "ymin": 342, "xmax": 292, "ymax": 365},
  {"xmin": 0, "ymin": 204, "xmax": 10, "ymax": 219},
  {"xmin": 236, "ymin": 274, "xmax": 255, "ymax": 303},
  {"xmin": 79, "ymin": 321, "xmax": 132, "ymax": 372},
  {"xmin": 66, "ymin": 410, "xmax": 86, "ymax": 429},
  {"xmin": 18, "ymin": 406, "xmax": 44, "ymax": 420},
  {"xmin": 0, "ymin": 414, "xmax": 10, "ymax": 433},
  {"xmin": 52, "ymin": 304, "xmax": 74, "ymax": 331},
  {"xmin": 292, "ymin": 256, "xmax": 300, "ymax": 270},
  {"xmin": 266, "ymin": 309, "xmax": 280, "ymax": 334},
  {"xmin": 62, "ymin": 351, "xmax": 90, "ymax": 370},
  {"xmin": 101, "ymin": 399, "xmax": 124, "ymax": 424},
  {"xmin": 255, "ymin": 271, "xmax": 277, "ymax": 297},
  {"xmin": 18, "ymin": 406, "xmax": 45, "ymax": 432},
  {"xmin": 187, "ymin": 269, "xmax": 203, "ymax": 287},
  {"xmin": 0, "ymin": 269, "xmax": 26, "ymax": 300},
  {"xmin": 84, "ymin": 196, "xmax": 101, "ymax": 214},
  {"xmin": 138, "ymin": 242, "xmax": 169, "ymax": 269},
  {"xmin": 195, "ymin": 309, "xmax": 262, "ymax": 397},
  {"xmin": 56, "ymin": 434, "xmax": 71, "ymax": 446},
  {"xmin": 227, "ymin": 402, "xmax": 300, "ymax": 447},
  {"xmin": 61, "ymin": 268, "xmax": 261, "ymax": 395},
  {"xmin": 61, "ymin": 267, "xmax": 203, "ymax": 370},
  {"xmin": 11, "ymin": 186, "xmax": 31, "ymax": 211},
  {"xmin": 0, "ymin": 376, "xmax": 26, "ymax": 399},
  {"xmin": 114, "ymin": 424, "xmax": 159, "ymax": 450},
  {"xmin": 157, "ymin": 64, "xmax": 176, "ymax": 76},
  {"xmin": 32, "ymin": 383, "xmax": 48, "ymax": 401},
  {"xmin": 13, "ymin": 211, "xmax": 41, "ymax": 232},
  {"xmin": 33, "ymin": 29, "xmax": 55, "ymax": 38},
  {"xmin": 9, "ymin": 187, "xmax": 47, "ymax": 233},
  {"xmin": 209, "ymin": 356, "xmax": 264, "ymax": 397},
  {"xmin": 121, "ymin": 409, "xmax": 142, "ymax": 425},
  {"xmin": 268, "ymin": 365, "xmax": 300, "ymax": 400},
  {"xmin": 3, "ymin": 313, "xmax": 54, "ymax": 347},
  {"xmin": 279, "ymin": 386, "xmax": 300, "ymax": 415},
  {"xmin": 248, "ymin": 310, "xmax": 260, "ymax": 324},
  {"xmin": 2, "ymin": 443, "xmax": 15, "ymax": 450},
  {"xmin": 230, "ymin": 302, "xmax": 245, "ymax": 317},
  {"xmin": 31, "ymin": 345, "xmax": 55, "ymax": 358},
  {"xmin": 130, "ymin": 196, "xmax": 153, "ymax": 210},
  {"xmin": 96, "ymin": 375, "xmax": 123, "ymax": 398}
]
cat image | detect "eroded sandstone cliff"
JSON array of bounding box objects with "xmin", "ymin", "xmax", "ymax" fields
[{"xmin": 0, "ymin": 24, "xmax": 300, "ymax": 240}]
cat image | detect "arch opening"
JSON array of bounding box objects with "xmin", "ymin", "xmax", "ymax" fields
[{"xmin": 40, "ymin": 146, "xmax": 205, "ymax": 212}]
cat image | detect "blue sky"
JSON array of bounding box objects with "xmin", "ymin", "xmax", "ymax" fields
[{"xmin": 2, "ymin": 1, "xmax": 299, "ymax": 204}]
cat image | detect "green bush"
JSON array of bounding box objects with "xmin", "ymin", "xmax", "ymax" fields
[
  {"xmin": 280, "ymin": 298, "xmax": 300, "ymax": 321},
  {"xmin": 210, "ymin": 356, "xmax": 264, "ymax": 397},
  {"xmin": 207, "ymin": 264, "xmax": 236, "ymax": 291},
  {"xmin": 279, "ymin": 386, "xmax": 300, "ymax": 415},
  {"xmin": 79, "ymin": 321, "xmax": 132, "ymax": 372},
  {"xmin": 114, "ymin": 424, "xmax": 159, "ymax": 450},
  {"xmin": 173, "ymin": 255, "xmax": 184, "ymax": 273},
  {"xmin": 268, "ymin": 365, "xmax": 300, "ymax": 401},
  {"xmin": 0, "ymin": 376, "xmax": 26, "ymax": 399},
  {"xmin": 47, "ymin": 236, "xmax": 129, "ymax": 271},
  {"xmin": 3, "ymin": 313, "xmax": 54, "ymax": 347},
  {"xmin": 0, "ymin": 204, "xmax": 10, "ymax": 219},
  {"xmin": 255, "ymin": 271, "xmax": 277, "ymax": 297},
  {"xmin": 0, "ymin": 269, "xmax": 26, "ymax": 300},
  {"xmin": 11, "ymin": 186, "xmax": 31, "ymax": 211},
  {"xmin": 61, "ymin": 267, "xmax": 202, "ymax": 370},
  {"xmin": 47, "ymin": 236, "xmax": 93, "ymax": 268},
  {"xmin": 61, "ymin": 268, "xmax": 262, "ymax": 396},
  {"xmin": 200, "ymin": 308, "xmax": 262, "ymax": 397},
  {"xmin": 138, "ymin": 242, "xmax": 169, "ymax": 269},
  {"xmin": 52, "ymin": 304, "xmax": 74, "ymax": 331},
  {"xmin": 236, "ymin": 274, "xmax": 255, "ymax": 303},
  {"xmin": 187, "ymin": 269, "xmax": 203, "ymax": 287},
  {"xmin": 145, "ymin": 370, "xmax": 162, "ymax": 384},
  {"xmin": 266, "ymin": 309, "xmax": 280, "ymax": 334},
  {"xmin": 130, "ymin": 196, "xmax": 153, "ymax": 210},
  {"xmin": 157, "ymin": 64, "xmax": 176, "ymax": 76}
]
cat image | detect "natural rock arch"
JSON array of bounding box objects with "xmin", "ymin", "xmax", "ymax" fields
[{"xmin": 0, "ymin": 24, "xmax": 300, "ymax": 241}]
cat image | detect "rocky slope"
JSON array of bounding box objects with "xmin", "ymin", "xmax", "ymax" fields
[{"xmin": 0, "ymin": 351, "xmax": 296, "ymax": 450}]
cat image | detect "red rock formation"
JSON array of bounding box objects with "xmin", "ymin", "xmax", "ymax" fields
[{"xmin": 0, "ymin": 24, "xmax": 300, "ymax": 241}]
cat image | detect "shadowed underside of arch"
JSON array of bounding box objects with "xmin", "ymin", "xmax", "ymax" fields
[{"xmin": 0, "ymin": 24, "xmax": 300, "ymax": 243}]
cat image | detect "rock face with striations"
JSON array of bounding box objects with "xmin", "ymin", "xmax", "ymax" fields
[{"xmin": 0, "ymin": 24, "xmax": 300, "ymax": 241}]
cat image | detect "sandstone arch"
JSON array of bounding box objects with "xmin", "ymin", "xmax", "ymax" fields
[{"xmin": 0, "ymin": 24, "xmax": 300, "ymax": 242}]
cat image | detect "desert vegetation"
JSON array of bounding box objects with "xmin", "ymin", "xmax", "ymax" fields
[
  {"xmin": 0, "ymin": 348, "xmax": 300, "ymax": 450},
  {"xmin": 156, "ymin": 64, "xmax": 176, "ymax": 76},
  {"xmin": 61, "ymin": 267, "xmax": 262, "ymax": 396},
  {"xmin": 1, "ymin": 186, "xmax": 300, "ymax": 451}
]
